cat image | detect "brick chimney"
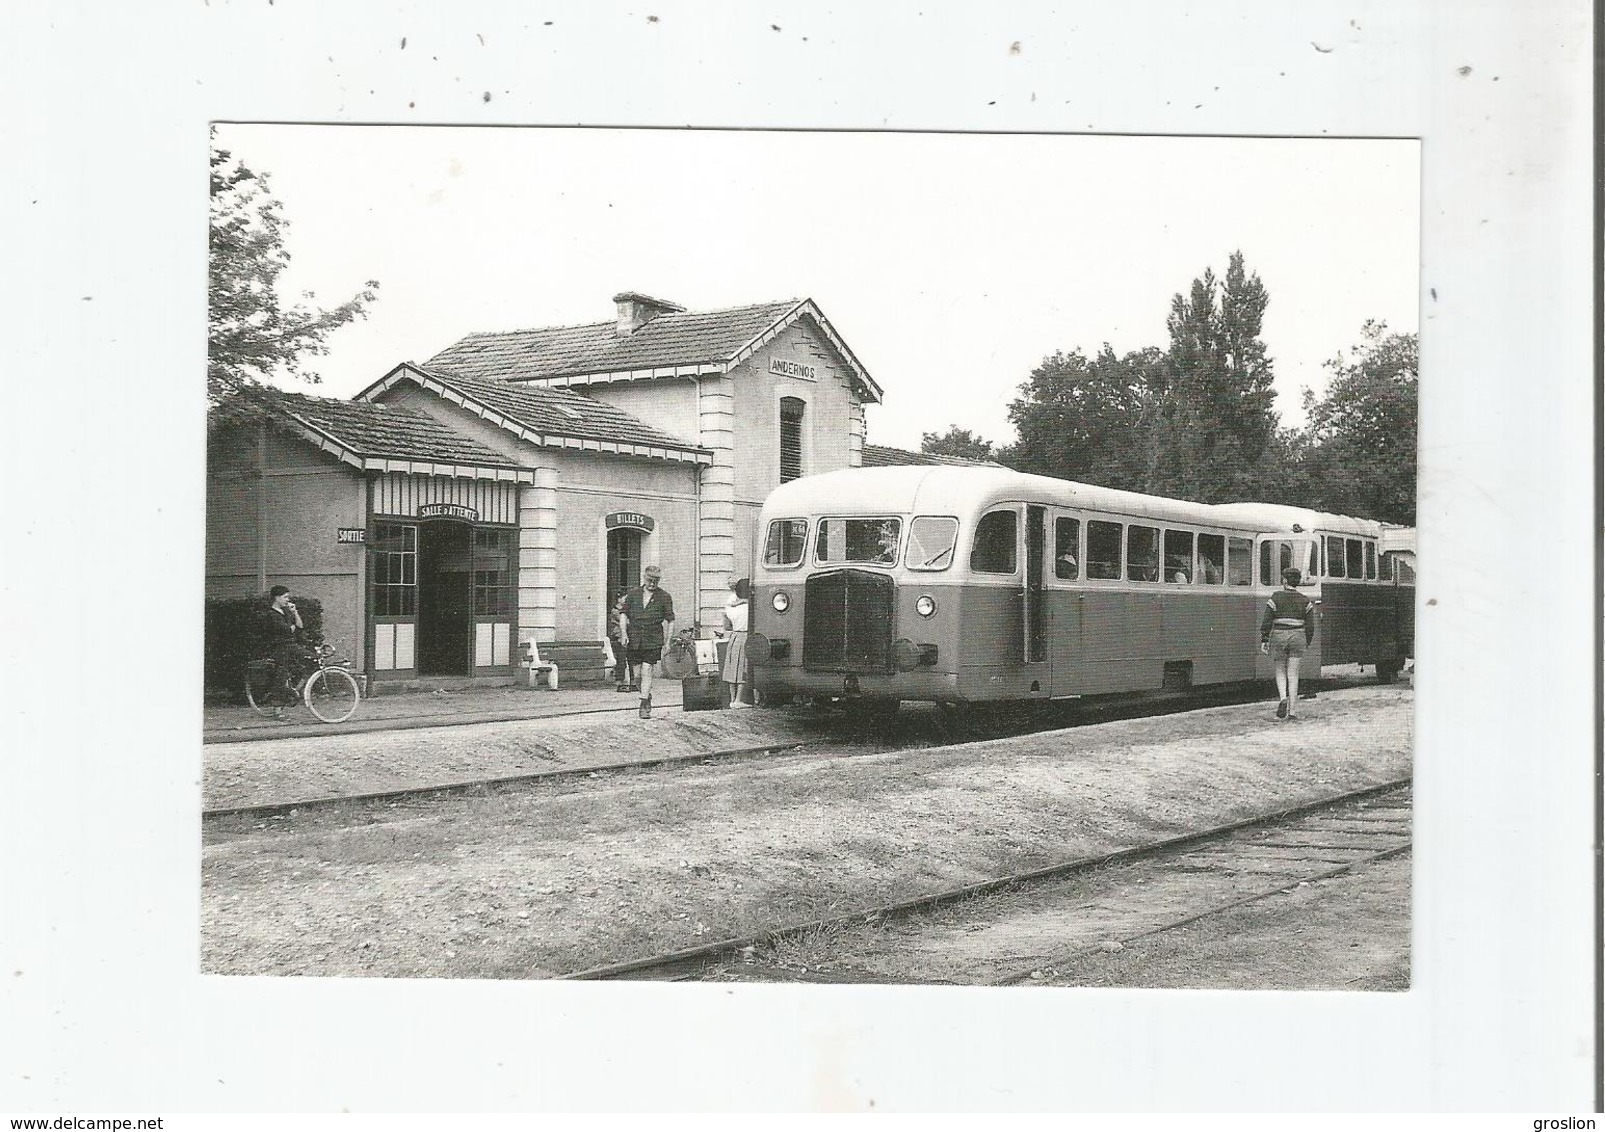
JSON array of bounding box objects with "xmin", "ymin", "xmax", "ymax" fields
[{"xmin": 613, "ymin": 291, "xmax": 685, "ymax": 336}]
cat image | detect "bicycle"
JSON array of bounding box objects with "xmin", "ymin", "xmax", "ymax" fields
[{"xmin": 243, "ymin": 643, "xmax": 362, "ymax": 723}]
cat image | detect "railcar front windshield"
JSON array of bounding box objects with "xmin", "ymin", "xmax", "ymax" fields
[
  {"xmin": 906, "ymin": 516, "xmax": 959, "ymax": 570},
  {"xmin": 816, "ymin": 517, "xmax": 902, "ymax": 566},
  {"xmin": 763, "ymin": 518, "xmax": 809, "ymax": 567}
]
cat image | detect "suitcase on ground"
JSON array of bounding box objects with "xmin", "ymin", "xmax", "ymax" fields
[{"xmin": 681, "ymin": 672, "xmax": 723, "ymax": 712}]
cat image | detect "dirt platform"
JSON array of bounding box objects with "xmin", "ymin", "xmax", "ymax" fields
[{"xmin": 202, "ymin": 685, "xmax": 1413, "ymax": 979}]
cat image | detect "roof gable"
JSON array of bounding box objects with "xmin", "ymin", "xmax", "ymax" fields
[
  {"xmin": 222, "ymin": 391, "xmax": 534, "ymax": 482},
  {"xmin": 423, "ymin": 297, "xmax": 882, "ymax": 402},
  {"xmin": 357, "ymin": 363, "xmax": 714, "ymax": 465}
]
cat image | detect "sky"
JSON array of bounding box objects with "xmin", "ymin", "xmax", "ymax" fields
[{"xmin": 216, "ymin": 124, "xmax": 1420, "ymax": 452}]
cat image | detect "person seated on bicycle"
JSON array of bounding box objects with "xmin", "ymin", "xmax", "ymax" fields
[{"xmin": 260, "ymin": 585, "xmax": 313, "ymax": 703}]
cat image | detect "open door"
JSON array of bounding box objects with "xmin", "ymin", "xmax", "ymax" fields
[{"xmin": 1024, "ymin": 504, "xmax": 1046, "ymax": 664}]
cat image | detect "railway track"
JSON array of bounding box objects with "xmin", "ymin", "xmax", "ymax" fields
[
  {"xmin": 560, "ymin": 778, "xmax": 1412, "ymax": 983},
  {"xmin": 201, "ymin": 674, "xmax": 1384, "ymax": 824}
]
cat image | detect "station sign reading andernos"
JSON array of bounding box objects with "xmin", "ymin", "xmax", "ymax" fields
[
  {"xmin": 768, "ymin": 357, "xmax": 817, "ymax": 381},
  {"xmin": 605, "ymin": 510, "xmax": 655, "ymax": 532}
]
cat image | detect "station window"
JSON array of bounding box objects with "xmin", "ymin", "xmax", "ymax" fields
[
  {"xmin": 906, "ymin": 516, "xmax": 959, "ymax": 571},
  {"xmin": 1326, "ymin": 535, "xmax": 1347, "ymax": 578},
  {"xmin": 1164, "ymin": 530, "xmax": 1194, "ymax": 583},
  {"xmin": 1086, "ymin": 520, "xmax": 1122, "ymax": 580},
  {"xmin": 1054, "ymin": 517, "xmax": 1081, "ymax": 579},
  {"xmin": 1365, "ymin": 541, "xmax": 1378, "ymax": 580},
  {"xmin": 969, "ymin": 509, "xmax": 1018, "ymax": 574},
  {"xmin": 763, "ymin": 518, "xmax": 808, "ymax": 567},
  {"xmin": 1126, "ymin": 525, "xmax": 1160, "ymax": 582},
  {"xmin": 818, "ymin": 517, "xmax": 901, "ymax": 566},
  {"xmin": 1227, "ymin": 536, "xmax": 1253, "ymax": 585},
  {"xmin": 371, "ymin": 522, "xmax": 418, "ymax": 617},
  {"xmin": 1197, "ymin": 533, "xmax": 1225, "ymax": 584},
  {"xmin": 471, "ymin": 528, "xmax": 513, "ymax": 616},
  {"xmin": 1346, "ymin": 538, "xmax": 1364, "ymax": 579},
  {"xmin": 779, "ymin": 397, "xmax": 806, "ymax": 484}
]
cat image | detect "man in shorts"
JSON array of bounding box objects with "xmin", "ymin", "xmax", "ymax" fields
[
  {"xmin": 618, "ymin": 565, "xmax": 674, "ymax": 719},
  {"xmin": 1259, "ymin": 567, "xmax": 1317, "ymax": 720}
]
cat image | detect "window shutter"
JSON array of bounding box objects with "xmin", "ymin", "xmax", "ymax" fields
[{"xmin": 779, "ymin": 398, "xmax": 805, "ymax": 483}]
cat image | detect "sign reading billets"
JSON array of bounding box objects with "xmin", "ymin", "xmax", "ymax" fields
[
  {"xmin": 768, "ymin": 357, "xmax": 817, "ymax": 381},
  {"xmin": 605, "ymin": 510, "xmax": 655, "ymax": 532},
  {"xmin": 337, "ymin": 528, "xmax": 367, "ymax": 544},
  {"xmin": 419, "ymin": 503, "xmax": 480, "ymax": 521}
]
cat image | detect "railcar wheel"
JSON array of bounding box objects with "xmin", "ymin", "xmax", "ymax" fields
[
  {"xmin": 936, "ymin": 701, "xmax": 974, "ymax": 741},
  {"xmin": 841, "ymin": 697, "xmax": 899, "ymax": 728}
]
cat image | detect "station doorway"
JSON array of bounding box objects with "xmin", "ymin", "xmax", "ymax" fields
[
  {"xmin": 418, "ymin": 520, "xmax": 473, "ymax": 676},
  {"xmin": 606, "ymin": 526, "xmax": 644, "ymax": 618}
]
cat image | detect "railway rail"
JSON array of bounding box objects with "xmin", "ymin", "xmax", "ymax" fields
[
  {"xmin": 560, "ymin": 778, "xmax": 1412, "ymax": 983},
  {"xmin": 201, "ymin": 676, "xmax": 1365, "ymax": 824}
]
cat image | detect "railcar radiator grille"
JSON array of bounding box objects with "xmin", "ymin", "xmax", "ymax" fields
[{"xmin": 802, "ymin": 570, "xmax": 894, "ymax": 673}]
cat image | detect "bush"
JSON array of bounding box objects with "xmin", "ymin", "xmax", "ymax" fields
[{"xmin": 204, "ymin": 594, "xmax": 325, "ymax": 697}]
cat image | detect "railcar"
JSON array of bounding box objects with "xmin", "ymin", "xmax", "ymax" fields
[{"xmin": 746, "ymin": 466, "xmax": 1415, "ymax": 709}]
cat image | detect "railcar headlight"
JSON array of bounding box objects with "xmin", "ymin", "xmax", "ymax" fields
[
  {"xmin": 915, "ymin": 595, "xmax": 937, "ymax": 618},
  {"xmin": 772, "ymin": 591, "xmax": 791, "ymax": 613}
]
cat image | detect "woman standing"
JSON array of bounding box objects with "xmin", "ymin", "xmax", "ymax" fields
[
  {"xmin": 719, "ymin": 576, "xmax": 751, "ymax": 708},
  {"xmin": 1260, "ymin": 567, "xmax": 1317, "ymax": 720}
]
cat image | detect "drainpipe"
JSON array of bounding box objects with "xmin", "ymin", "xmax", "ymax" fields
[{"xmin": 686, "ymin": 374, "xmax": 703, "ymax": 634}]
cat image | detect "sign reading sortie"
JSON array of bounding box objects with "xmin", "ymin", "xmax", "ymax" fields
[
  {"xmin": 605, "ymin": 510, "xmax": 655, "ymax": 533},
  {"xmin": 336, "ymin": 528, "xmax": 366, "ymax": 544},
  {"xmin": 419, "ymin": 503, "xmax": 480, "ymax": 521},
  {"xmin": 768, "ymin": 357, "xmax": 817, "ymax": 381}
]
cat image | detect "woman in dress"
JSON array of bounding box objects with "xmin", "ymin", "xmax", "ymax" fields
[{"xmin": 719, "ymin": 576, "xmax": 751, "ymax": 708}]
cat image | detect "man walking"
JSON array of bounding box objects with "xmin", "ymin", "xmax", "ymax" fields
[{"xmin": 618, "ymin": 565, "xmax": 675, "ymax": 719}]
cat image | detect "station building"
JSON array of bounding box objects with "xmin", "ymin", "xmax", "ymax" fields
[{"xmin": 205, "ymin": 292, "xmax": 886, "ymax": 685}]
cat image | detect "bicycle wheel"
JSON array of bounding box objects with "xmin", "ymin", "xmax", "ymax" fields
[
  {"xmin": 243, "ymin": 661, "xmax": 284, "ymax": 717},
  {"xmin": 304, "ymin": 667, "xmax": 360, "ymax": 723}
]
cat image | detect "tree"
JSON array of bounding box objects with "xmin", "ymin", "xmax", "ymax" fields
[
  {"xmin": 920, "ymin": 426, "xmax": 997, "ymax": 462},
  {"xmin": 209, "ymin": 146, "xmax": 379, "ymax": 406},
  {"xmin": 1151, "ymin": 251, "xmax": 1278, "ymax": 500},
  {"xmin": 1295, "ymin": 322, "xmax": 1418, "ymax": 524},
  {"xmin": 1000, "ymin": 345, "xmax": 1164, "ymax": 491}
]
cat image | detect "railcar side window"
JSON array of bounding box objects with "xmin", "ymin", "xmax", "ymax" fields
[
  {"xmin": 1086, "ymin": 520, "xmax": 1122, "ymax": 580},
  {"xmin": 1054, "ymin": 517, "xmax": 1081, "ymax": 579},
  {"xmin": 1197, "ymin": 534, "xmax": 1225, "ymax": 584},
  {"xmin": 1260, "ymin": 539, "xmax": 1313, "ymax": 585},
  {"xmin": 906, "ymin": 516, "xmax": 959, "ymax": 571},
  {"xmin": 1346, "ymin": 538, "xmax": 1364, "ymax": 579},
  {"xmin": 1163, "ymin": 530, "xmax": 1194, "ymax": 583},
  {"xmin": 817, "ymin": 517, "xmax": 902, "ymax": 566},
  {"xmin": 763, "ymin": 519, "xmax": 808, "ymax": 567},
  {"xmin": 1365, "ymin": 541, "xmax": 1378, "ymax": 580},
  {"xmin": 1227, "ymin": 537, "xmax": 1252, "ymax": 585},
  {"xmin": 1127, "ymin": 525, "xmax": 1160, "ymax": 582},
  {"xmin": 1326, "ymin": 535, "xmax": 1347, "ymax": 578},
  {"xmin": 969, "ymin": 509, "xmax": 1018, "ymax": 574}
]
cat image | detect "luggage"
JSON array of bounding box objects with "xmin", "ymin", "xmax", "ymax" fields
[{"xmin": 681, "ymin": 672, "xmax": 723, "ymax": 712}]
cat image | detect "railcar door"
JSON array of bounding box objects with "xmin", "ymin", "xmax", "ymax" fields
[{"xmin": 1024, "ymin": 505, "xmax": 1046, "ymax": 664}]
